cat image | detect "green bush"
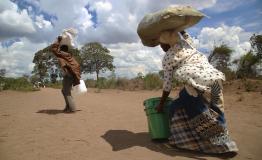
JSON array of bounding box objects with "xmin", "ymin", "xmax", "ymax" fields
[
  {"xmin": 143, "ymin": 73, "xmax": 163, "ymax": 90},
  {"xmin": 105, "ymin": 77, "xmax": 117, "ymax": 89},
  {"xmin": 83, "ymin": 72, "xmax": 184, "ymax": 91},
  {"xmin": 116, "ymin": 78, "xmax": 130, "ymax": 90},
  {"xmin": 0, "ymin": 77, "xmax": 38, "ymax": 92},
  {"xmin": 46, "ymin": 82, "xmax": 62, "ymax": 89},
  {"xmin": 224, "ymin": 69, "xmax": 237, "ymax": 81},
  {"xmin": 85, "ymin": 79, "xmax": 97, "ymax": 88},
  {"xmin": 86, "ymin": 77, "xmax": 118, "ymax": 89}
]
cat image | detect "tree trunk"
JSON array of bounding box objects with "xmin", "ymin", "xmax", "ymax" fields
[
  {"xmin": 96, "ymin": 70, "xmax": 99, "ymax": 81},
  {"xmin": 95, "ymin": 70, "xmax": 100, "ymax": 89}
]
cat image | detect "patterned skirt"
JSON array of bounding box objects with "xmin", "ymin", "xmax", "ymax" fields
[{"xmin": 168, "ymin": 84, "xmax": 238, "ymax": 154}]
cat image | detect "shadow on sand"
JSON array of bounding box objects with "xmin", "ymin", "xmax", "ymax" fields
[
  {"xmin": 36, "ymin": 109, "xmax": 81, "ymax": 115},
  {"xmin": 101, "ymin": 130, "xmax": 237, "ymax": 160}
]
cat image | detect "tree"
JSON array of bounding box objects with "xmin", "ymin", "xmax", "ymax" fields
[
  {"xmin": 250, "ymin": 34, "xmax": 262, "ymax": 74},
  {"xmin": 208, "ymin": 44, "xmax": 233, "ymax": 72},
  {"xmin": 32, "ymin": 46, "xmax": 54, "ymax": 83},
  {"xmin": 250, "ymin": 34, "xmax": 262, "ymax": 60},
  {"xmin": 0, "ymin": 69, "xmax": 6, "ymax": 77},
  {"xmin": 80, "ymin": 42, "xmax": 115, "ymax": 81},
  {"xmin": 236, "ymin": 51, "xmax": 258, "ymax": 78},
  {"xmin": 236, "ymin": 34, "xmax": 262, "ymax": 78},
  {"xmin": 158, "ymin": 70, "xmax": 164, "ymax": 79},
  {"xmin": 136, "ymin": 72, "xmax": 144, "ymax": 79}
]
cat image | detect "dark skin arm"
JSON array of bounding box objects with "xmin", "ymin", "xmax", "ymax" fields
[
  {"xmin": 156, "ymin": 90, "xmax": 171, "ymax": 112},
  {"xmin": 51, "ymin": 36, "xmax": 63, "ymax": 58},
  {"xmin": 157, "ymin": 43, "xmax": 172, "ymax": 112},
  {"xmin": 156, "ymin": 30, "xmax": 187, "ymax": 112},
  {"xmin": 51, "ymin": 36, "xmax": 70, "ymax": 57}
]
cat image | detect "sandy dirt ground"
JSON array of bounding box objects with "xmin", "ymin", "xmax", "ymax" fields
[{"xmin": 0, "ymin": 88, "xmax": 262, "ymax": 160}]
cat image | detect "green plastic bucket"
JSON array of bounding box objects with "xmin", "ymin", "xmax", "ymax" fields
[{"xmin": 143, "ymin": 97, "xmax": 173, "ymax": 139}]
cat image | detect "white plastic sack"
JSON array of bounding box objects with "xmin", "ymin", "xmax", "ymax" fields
[
  {"xmin": 60, "ymin": 28, "xmax": 78, "ymax": 48},
  {"xmin": 73, "ymin": 80, "xmax": 87, "ymax": 95}
]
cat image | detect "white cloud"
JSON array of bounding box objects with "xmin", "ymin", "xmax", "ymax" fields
[
  {"xmin": 0, "ymin": 38, "xmax": 47, "ymax": 77},
  {"xmin": 0, "ymin": 0, "xmax": 16, "ymax": 12},
  {"xmin": 34, "ymin": 0, "xmax": 93, "ymax": 41},
  {"xmin": 78, "ymin": 0, "xmax": 217, "ymax": 44},
  {"xmin": 94, "ymin": 1, "xmax": 112, "ymax": 12},
  {"xmin": 169, "ymin": 0, "xmax": 217, "ymax": 10},
  {"xmin": 0, "ymin": 0, "xmax": 36, "ymax": 40},
  {"xmin": 196, "ymin": 24, "xmax": 251, "ymax": 60},
  {"xmin": 76, "ymin": 7, "xmax": 94, "ymax": 31},
  {"xmin": 35, "ymin": 15, "xmax": 52, "ymax": 29},
  {"xmin": 0, "ymin": 0, "xmax": 218, "ymax": 44},
  {"xmin": 106, "ymin": 42, "xmax": 163, "ymax": 77}
]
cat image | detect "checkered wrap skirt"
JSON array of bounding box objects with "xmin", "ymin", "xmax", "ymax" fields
[
  {"xmin": 169, "ymin": 108, "xmax": 238, "ymax": 153},
  {"xmin": 168, "ymin": 83, "xmax": 238, "ymax": 154}
]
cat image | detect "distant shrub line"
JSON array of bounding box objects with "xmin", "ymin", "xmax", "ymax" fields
[
  {"xmin": 0, "ymin": 77, "xmax": 39, "ymax": 92},
  {"xmin": 1, "ymin": 72, "xmax": 261, "ymax": 92},
  {"xmin": 86, "ymin": 73, "xmax": 182, "ymax": 91}
]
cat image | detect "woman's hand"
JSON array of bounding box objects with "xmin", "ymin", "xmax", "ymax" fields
[
  {"xmin": 156, "ymin": 103, "xmax": 164, "ymax": 113},
  {"xmin": 180, "ymin": 30, "xmax": 186, "ymax": 35},
  {"xmin": 156, "ymin": 90, "xmax": 171, "ymax": 113}
]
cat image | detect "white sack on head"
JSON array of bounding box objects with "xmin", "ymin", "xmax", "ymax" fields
[
  {"xmin": 137, "ymin": 6, "xmax": 206, "ymax": 47},
  {"xmin": 60, "ymin": 28, "xmax": 78, "ymax": 48}
]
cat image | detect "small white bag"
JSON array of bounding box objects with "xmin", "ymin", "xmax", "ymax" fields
[{"xmin": 73, "ymin": 80, "xmax": 87, "ymax": 95}]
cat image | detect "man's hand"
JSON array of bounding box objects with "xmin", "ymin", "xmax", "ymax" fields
[{"xmin": 57, "ymin": 36, "xmax": 62, "ymax": 43}]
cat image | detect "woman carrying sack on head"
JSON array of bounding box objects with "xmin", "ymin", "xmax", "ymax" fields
[
  {"xmin": 158, "ymin": 28, "xmax": 238, "ymax": 154},
  {"xmin": 138, "ymin": 6, "xmax": 238, "ymax": 154}
]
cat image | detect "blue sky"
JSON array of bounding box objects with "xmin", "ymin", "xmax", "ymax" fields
[
  {"xmin": 189, "ymin": 0, "xmax": 262, "ymax": 36},
  {"xmin": 0, "ymin": 0, "xmax": 261, "ymax": 78}
]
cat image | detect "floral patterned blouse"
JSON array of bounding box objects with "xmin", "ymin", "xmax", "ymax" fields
[{"xmin": 162, "ymin": 32, "xmax": 225, "ymax": 92}]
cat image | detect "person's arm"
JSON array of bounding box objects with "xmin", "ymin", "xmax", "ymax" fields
[
  {"xmin": 51, "ymin": 36, "xmax": 70, "ymax": 58},
  {"xmin": 156, "ymin": 90, "xmax": 171, "ymax": 112},
  {"xmin": 156, "ymin": 69, "xmax": 173, "ymax": 112},
  {"xmin": 51, "ymin": 36, "xmax": 63, "ymax": 58}
]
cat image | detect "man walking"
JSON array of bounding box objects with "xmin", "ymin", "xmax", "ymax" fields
[{"xmin": 51, "ymin": 36, "xmax": 81, "ymax": 113}]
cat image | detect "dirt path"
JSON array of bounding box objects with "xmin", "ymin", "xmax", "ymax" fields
[{"xmin": 0, "ymin": 88, "xmax": 261, "ymax": 160}]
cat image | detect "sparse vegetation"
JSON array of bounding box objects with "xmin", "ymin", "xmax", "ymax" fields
[{"xmin": 0, "ymin": 77, "xmax": 39, "ymax": 92}]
